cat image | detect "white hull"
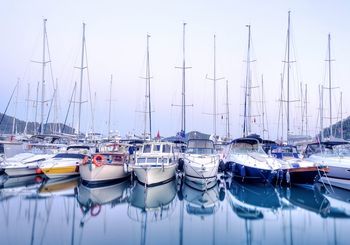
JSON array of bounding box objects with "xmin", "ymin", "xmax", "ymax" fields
[
  {"xmin": 133, "ymin": 164, "xmax": 177, "ymax": 185},
  {"xmin": 184, "ymin": 154, "xmax": 219, "ymax": 185},
  {"xmin": 308, "ymin": 155, "xmax": 350, "ymax": 180},
  {"xmin": 5, "ymin": 166, "xmax": 38, "ymax": 177},
  {"xmin": 320, "ymin": 176, "xmax": 350, "ymax": 190},
  {"xmin": 80, "ymin": 163, "xmax": 129, "ymax": 183}
]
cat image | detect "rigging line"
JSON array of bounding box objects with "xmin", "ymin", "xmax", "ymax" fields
[
  {"xmin": 45, "ymin": 30, "xmax": 56, "ymax": 89},
  {"xmin": 0, "ymin": 83, "xmax": 19, "ymax": 128}
]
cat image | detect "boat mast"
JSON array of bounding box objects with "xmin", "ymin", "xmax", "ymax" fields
[
  {"xmin": 305, "ymin": 84, "xmax": 308, "ymax": 136},
  {"xmin": 34, "ymin": 81, "xmax": 39, "ymax": 134},
  {"xmin": 206, "ymin": 35, "xmax": 224, "ymax": 137},
  {"xmin": 108, "ymin": 75, "xmax": 113, "ymax": 140},
  {"xmin": 300, "ymin": 82, "xmax": 304, "ymax": 135},
  {"xmin": 319, "ymin": 85, "xmax": 324, "ymax": 140},
  {"xmin": 261, "ymin": 75, "xmax": 265, "ymax": 139},
  {"xmin": 327, "ymin": 33, "xmax": 334, "ymax": 137},
  {"xmin": 24, "ymin": 83, "xmax": 30, "ymax": 135},
  {"xmin": 286, "ymin": 11, "xmax": 291, "ymax": 141},
  {"xmin": 12, "ymin": 78, "xmax": 19, "ymax": 135},
  {"xmin": 243, "ymin": 25, "xmax": 252, "ymax": 137},
  {"xmin": 143, "ymin": 34, "xmax": 152, "ymax": 139},
  {"xmin": 225, "ymin": 80, "xmax": 230, "ymax": 140},
  {"xmin": 340, "ymin": 91, "xmax": 343, "ymax": 139},
  {"xmin": 77, "ymin": 23, "xmax": 86, "ymax": 137},
  {"xmin": 181, "ymin": 23, "xmax": 187, "ymax": 133}
]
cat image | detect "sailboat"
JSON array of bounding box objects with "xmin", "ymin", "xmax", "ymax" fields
[
  {"xmin": 183, "ymin": 35, "xmax": 221, "ymax": 188},
  {"xmin": 223, "ymin": 26, "xmax": 282, "ymax": 183},
  {"xmin": 131, "ymin": 35, "xmax": 178, "ymax": 185}
]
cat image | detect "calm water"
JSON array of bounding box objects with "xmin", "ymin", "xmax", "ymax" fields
[{"xmin": 0, "ymin": 174, "xmax": 349, "ymax": 245}]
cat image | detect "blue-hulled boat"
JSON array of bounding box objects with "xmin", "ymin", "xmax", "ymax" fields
[{"xmin": 223, "ymin": 136, "xmax": 282, "ymax": 183}]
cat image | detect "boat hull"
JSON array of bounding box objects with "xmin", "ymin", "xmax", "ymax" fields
[
  {"xmin": 280, "ymin": 167, "xmax": 328, "ymax": 185},
  {"xmin": 41, "ymin": 165, "xmax": 80, "ymax": 179},
  {"xmin": 80, "ymin": 163, "xmax": 130, "ymax": 184},
  {"xmin": 132, "ymin": 164, "xmax": 177, "ymax": 186},
  {"xmin": 4, "ymin": 166, "xmax": 39, "ymax": 177},
  {"xmin": 229, "ymin": 162, "xmax": 278, "ymax": 183},
  {"xmin": 183, "ymin": 155, "xmax": 219, "ymax": 185},
  {"xmin": 320, "ymin": 176, "xmax": 350, "ymax": 190}
]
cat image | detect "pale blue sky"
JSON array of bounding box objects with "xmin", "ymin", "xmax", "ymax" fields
[{"xmin": 1, "ymin": 0, "xmax": 350, "ymax": 139}]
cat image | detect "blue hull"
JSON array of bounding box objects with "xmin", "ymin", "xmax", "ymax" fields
[{"xmin": 227, "ymin": 162, "xmax": 278, "ymax": 184}]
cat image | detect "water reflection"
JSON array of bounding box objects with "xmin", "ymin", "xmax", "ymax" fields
[
  {"xmin": 128, "ymin": 179, "xmax": 177, "ymax": 221},
  {"xmin": 0, "ymin": 173, "xmax": 350, "ymax": 245},
  {"xmin": 39, "ymin": 176, "xmax": 79, "ymax": 197},
  {"xmin": 77, "ymin": 180, "xmax": 130, "ymax": 226},
  {"xmin": 280, "ymin": 185, "xmax": 330, "ymax": 217},
  {"xmin": 180, "ymin": 179, "xmax": 225, "ymax": 216},
  {"xmin": 228, "ymin": 179, "xmax": 282, "ymax": 220}
]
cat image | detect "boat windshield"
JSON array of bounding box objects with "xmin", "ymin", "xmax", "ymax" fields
[
  {"xmin": 230, "ymin": 143, "xmax": 266, "ymax": 154},
  {"xmin": 186, "ymin": 148, "xmax": 214, "ymax": 155},
  {"xmin": 54, "ymin": 153, "xmax": 86, "ymax": 159},
  {"xmin": 333, "ymin": 144, "xmax": 350, "ymax": 157}
]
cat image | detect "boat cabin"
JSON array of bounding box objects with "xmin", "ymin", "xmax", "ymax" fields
[
  {"xmin": 186, "ymin": 139, "xmax": 215, "ymax": 154},
  {"xmin": 136, "ymin": 142, "xmax": 175, "ymax": 165}
]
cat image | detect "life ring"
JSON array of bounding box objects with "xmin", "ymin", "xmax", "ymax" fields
[
  {"xmin": 90, "ymin": 204, "xmax": 101, "ymax": 216},
  {"xmin": 82, "ymin": 156, "xmax": 89, "ymax": 165},
  {"xmin": 93, "ymin": 154, "xmax": 105, "ymax": 167}
]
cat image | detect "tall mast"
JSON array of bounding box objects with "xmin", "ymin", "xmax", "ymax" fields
[
  {"xmin": 305, "ymin": 84, "xmax": 308, "ymax": 136},
  {"xmin": 243, "ymin": 25, "xmax": 252, "ymax": 137},
  {"xmin": 181, "ymin": 23, "xmax": 187, "ymax": 133},
  {"xmin": 77, "ymin": 23, "xmax": 86, "ymax": 137},
  {"xmin": 12, "ymin": 78, "xmax": 20, "ymax": 135},
  {"xmin": 225, "ymin": 80, "xmax": 230, "ymax": 140},
  {"xmin": 143, "ymin": 34, "xmax": 152, "ymax": 139},
  {"xmin": 319, "ymin": 85, "xmax": 324, "ymax": 140},
  {"xmin": 34, "ymin": 81, "xmax": 39, "ymax": 134},
  {"xmin": 174, "ymin": 23, "xmax": 192, "ymax": 136},
  {"xmin": 108, "ymin": 75, "xmax": 113, "ymax": 139},
  {"xmin": 340, "ymin": 91, "xmax": 343, "ymax": 139},
  {"xmin": 327, "ymin": 33, "xmax": 334, "ymax": 137},
  {"xmin": 286, "ymin": 11, "xmax": 291, "ymax": 140},
  {"xmin": 261, "ymin": 75, "xmax": 265, "ymax": 139},
  {"xmin": 24, "ymin": 83, "xmax": 30, "ymax": 135},
  {"xmin": 300, "ymin": 82, "xmax": 304, "ymax": 135},
  {"xmin": 213, "ymin": 35, "xmax": 217, "ymax": 136},
  {"xmin": 206, "ymin": 35, "xmax": 224, "ymax": 137},
  {"xmin": 40, "ymin": 19, "xmax": 48, "ymax": 134}
]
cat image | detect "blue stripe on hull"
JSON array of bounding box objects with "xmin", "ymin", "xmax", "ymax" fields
[{"xmin": 227, "ymin": 162, "xmax": 277, "ymax": 183}]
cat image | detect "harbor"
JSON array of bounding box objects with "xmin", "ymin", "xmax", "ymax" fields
[{"xmin": 1, "ymin": 1, "xmax": 350, "ymax": 244}]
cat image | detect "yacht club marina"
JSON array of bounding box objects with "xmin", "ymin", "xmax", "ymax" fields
[{"xmin": 1, "ymin": 1, "xmax": 350, "ymax": 245}]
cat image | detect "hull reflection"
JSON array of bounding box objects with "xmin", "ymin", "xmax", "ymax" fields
[
  {"xmin": 228, "ymin": 179, "xmax": 281, "ymax": 219},
  {"xmin": 128, "ymin": 179, "xmax": 177, "ymax": 214},
  {"xmin": 280, "ymin": 185, "xmax": 330, "ymax": 217},
  {"xmin": 38, "ymin": 176, "xmax": 79, "ymax": 197},
  {"xmin": 180, "ymin": 179, "xmax": 224, "ymax": 216}
]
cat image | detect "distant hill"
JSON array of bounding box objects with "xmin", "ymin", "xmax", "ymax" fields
[
  {"xmin": 316, "ymin": 116, "xmax": 350, "ymax": 140},
  {"xmin": 0, "ymin": 113, "xmax": 75, "ymax": 135}
]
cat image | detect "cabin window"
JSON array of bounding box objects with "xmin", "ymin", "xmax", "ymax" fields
[
  {"xmin": 137, "ymin": 157, "xmax": 146, "ymax": 163},
  {"xmin": 162, "ymin": 145, "xmax": 171, "ymax": 153},
  {"xmin": 153, "ymin": 145, "xmax": 161, "ymax": 152},
  {"xmin": 143, "ymin": 145, "xmax": 152, "ymax": 153},
  {"xmin": 147, "ymin": 157, "xmax": 158, "ymax": 164}
]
